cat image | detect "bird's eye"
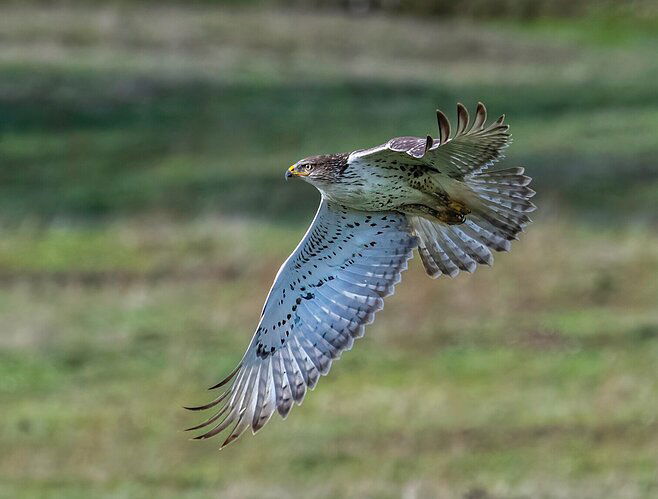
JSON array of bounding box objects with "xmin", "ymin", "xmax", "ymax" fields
[{"xmin": 304, "ymin": 164, "xmax": 313, "ymax": 172}]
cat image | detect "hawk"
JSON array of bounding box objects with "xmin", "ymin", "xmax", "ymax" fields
[{"xmin": 186, "ymin": 102, "xmax": 535, "ymax": 447}]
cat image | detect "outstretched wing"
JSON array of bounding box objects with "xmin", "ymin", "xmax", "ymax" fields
[
  {"xmin": 349, "ymin": 102, "xmax": 510, "ymax": 178},
  {"xmin": 186, "ymin": 200, "xmax": 417, "ymax": 447}
]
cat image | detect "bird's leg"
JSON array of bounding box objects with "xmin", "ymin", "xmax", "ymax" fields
[
  {"xmin": 402, "ymin": 201, "xmax": 470, "ymax": 225},
  {"xmin": 400, "ymin": 203, "xmax": 440, "ymax": 219}
]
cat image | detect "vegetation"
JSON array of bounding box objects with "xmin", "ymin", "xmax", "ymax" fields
[{"xmin": 0, "ymin": 3, "xmax": 656, "ymax": 498}]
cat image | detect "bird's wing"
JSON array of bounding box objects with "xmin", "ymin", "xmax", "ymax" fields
[
  {"xmin": 348, "ymin": 102, "xmax": 510, "ymax": 178},
  {"xmin": 186, "ymin": 200, "xmax": 417, "ymax": 448}
]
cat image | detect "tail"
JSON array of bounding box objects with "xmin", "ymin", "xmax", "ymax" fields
[{"xmin": 410, "ymin": 167, "xmax": 535, "ymax": 278}]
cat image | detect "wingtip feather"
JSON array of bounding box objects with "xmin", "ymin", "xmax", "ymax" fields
[
  {"xmin": 208, "ymin": 362, "xmax": 242, "ymax": 390},
  {"xmin": 456, "ymin": 102, "xmax": 469, "ymax": 136},
  {"xmin": 436, "ymin": 109, "xmax": 451, "ymax": 144}
]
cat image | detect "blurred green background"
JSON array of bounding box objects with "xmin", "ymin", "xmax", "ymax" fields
[{"xmin": 1, "ymin": 1, "xmax": 657, "ymax": 498}]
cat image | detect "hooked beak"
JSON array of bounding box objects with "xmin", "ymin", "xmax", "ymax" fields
[{"xmin": 285, "ymin": 164, "xmax": 308, "ymax": 180}]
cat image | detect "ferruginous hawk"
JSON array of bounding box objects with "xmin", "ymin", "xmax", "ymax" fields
[{"xmin": 186, "ymin": 102, "xmax": 535, "ymax": 447}]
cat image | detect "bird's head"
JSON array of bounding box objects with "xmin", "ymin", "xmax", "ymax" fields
[{"xmin": 285, "ymin": 154, "xmax": 348, "ymax": 186}]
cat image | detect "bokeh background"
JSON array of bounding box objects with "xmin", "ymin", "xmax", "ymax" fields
[{"xmin": 1, "ymin": 1, "xmax": 657, "ymax": 498}]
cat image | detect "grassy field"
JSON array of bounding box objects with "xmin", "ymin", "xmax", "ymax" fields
[{"xmin": 1, "ymin": 4, "xmax": 657, "ymax": 498}]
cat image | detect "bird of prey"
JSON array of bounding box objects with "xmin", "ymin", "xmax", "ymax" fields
[{"xmin": 186, "ymin": 102, "xmax": 535, "ymax": 448}]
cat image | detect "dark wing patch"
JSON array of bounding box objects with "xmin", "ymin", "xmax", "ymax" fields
[{"xmin": 388, "ymin": 136, "xmax": 430, "ymax": 159}]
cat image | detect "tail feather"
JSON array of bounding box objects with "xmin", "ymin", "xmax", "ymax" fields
[
  {"xmin": 410, "ymin": 167, "xmax": 534, "ymax": 278},
  {"xmin": 462, "ymin": 217, "xmax": 512, "ymax": 251},
  {"xmin": 444, "ymin": 226, "xmax": 493, "ymax": 266},
  {"xmin": 473, "ymin": 184, "xmax": 536, "ymax": 200},
  {"xmin": 477, "ymin": 192, "xmax": 535, "ymax": 213},
  {"xmin": 469, "ymin": 167, "xmax": 532, "ymax": 186},
  {"xmin": 477, "ymin": 209, "xmax": 526, "ymax": 240},
  {"xmin": 471, "ymin": 167, "xmax": 535, "ymax": 238},
  {"xmin": 433, "ymin": 226, "xmax": 477, "ymax": 273},
  {"xmin": 439, "ymin": 230, "xmax": 478, "ymax": 273},
  {"xmin": 414, "ymin": 218, "xmax": 462, "ymax": 278}
]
